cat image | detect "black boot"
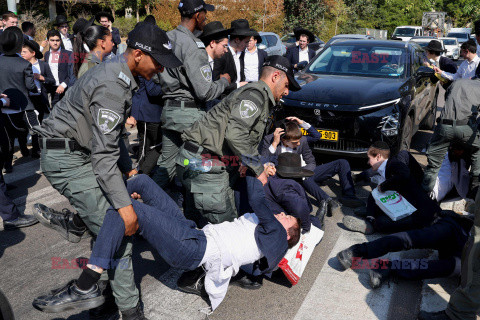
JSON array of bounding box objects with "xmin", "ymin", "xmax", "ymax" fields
[
  {"xmin": 121, "ymin": 302, "xmax": 148, "ymax": 320},
  {"xmin": 88, "ymin": 281, "xmax": 119, "ymax": 320}
]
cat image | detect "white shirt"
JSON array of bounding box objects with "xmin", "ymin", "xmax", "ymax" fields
[
  {"xmin": 201, "ymin": 213, "xmax": 264, "ymax": 310},
  {"xmin": 48, "ymin": 49, "xmax": 68, "ymax": 88},
  {"xmin": 244, "ymin": 47, "xmax": 259, "ymax": 82},
  {"xmin": 433, "ymin": 153, "xmax": 470, "ymax": 201},
  {"xmin": 61, "ymin": 33, "xmax": 73, "ymax": 51},
  {"xmin": 442, "ymin": 55, "xmax": 480, "ymax": 81},
  {"xmin": 229, "ymin": 45, "xmax": 242, "ymax": 84},
  {"xmin": 31, "ymin": 60, "xmax": 42, "ymax": 95},
  {"xmin": 208, "ymin": 55, "xmax": 214, "ymax": 70},
  {"xmin": 299, "ymin": 47, "xmax": 310, "ymax": 64}
]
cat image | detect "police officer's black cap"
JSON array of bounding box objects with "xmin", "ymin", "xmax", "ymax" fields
[
  {"xmin": 23, "ymin": 38, "xmax": 43, "ymax": 59},
  {"xmin": 178, "ymin": 0, "xmax": 214, "ymax": 16},
  {"xmin": 371, "ymin": 141, "xmax": 390, "ymax": 151},
  {"xmin": 72, "ymin": 17, "xmax": 96, "ymax": 35},
  {"xmin": 262, "ymin": 55, "xmax": 301, "ymax": 92},
  {"xmin": 127, "ymin": 23, "xmax": 182, "ymax": 69},
  {"xmin": 199, "ymin": 21, "xmax": 231, "ymax": 43},
  {"xmin": 95, "ymin": 11, "xmax": 115, "ymax": 23},
  {"xmin": 0, "ymin": 26, "xmax": 23, "ymax": 55}
]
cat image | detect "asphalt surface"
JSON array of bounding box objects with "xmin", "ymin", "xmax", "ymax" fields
[{"xmin": 0, "ymin": 60, "xmax": 468, "ymax": 320}]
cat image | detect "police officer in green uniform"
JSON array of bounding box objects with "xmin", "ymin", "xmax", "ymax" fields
[
  {"xmin": 422, "ymin": 76, "xmax": 480, "ymax": 195},
  {"xmin": 32, "ymin": 23, "xmax": 181, "ymax": 319},
  {"xmin": 176, "ymin": 55, "xmax": 301, "ymax": 227},
  {"xmin": 152, "ymin": 0, "xmax": 232, "ymax": 189}
]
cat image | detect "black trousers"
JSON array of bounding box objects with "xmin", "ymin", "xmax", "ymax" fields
[
  {"xmin": 0, "ymin": 118, "xmax": 20, "ymax": 221},
  {"xmin": 359, "ymin": 217, "xmax": 468, "ymax": 280},
  {"xmin": 29, "ymin": 95, "xmax": 48, "ymax": 153},
  {"xmin": 137, "ymin": 121, "xmax": 162, "ymax": 175}
]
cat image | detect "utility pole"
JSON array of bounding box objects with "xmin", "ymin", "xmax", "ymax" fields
[{"xmin": 7, "ymin": 0, "xmax": 17, "ymax": 14}]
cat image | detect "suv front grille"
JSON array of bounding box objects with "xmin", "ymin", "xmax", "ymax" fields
[{"xmin": 313, "ymin": 139, "xmax": 370, "ymax": 154}]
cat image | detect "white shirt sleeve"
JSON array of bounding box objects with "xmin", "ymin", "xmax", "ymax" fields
[
  {"xmin": 300, "ymin": 122, "xmax": 311, "ymax": 130},
  {"xmin": 60, "ymin": 82, "xmax": 68, "ymax": 89},
  {"xmin": 269, "ymin": 144, "xmax": 277, "ymax": 154}
]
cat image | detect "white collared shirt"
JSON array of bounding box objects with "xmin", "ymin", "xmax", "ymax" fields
[
  {"xmin": 229, "ymin": 45, "xmax": 242, "ymax": 84},
  {"xmin": 442, "ymin": 55, "xmax": 480, "ymax": 81},
  {"xmin": 61, "ymin": 33, "xmax": 73, "ymax": 51},
  {"xmin": 31, "ymin": 60, "xmax": 42, "ymax": 95},
  {"xmin": 48, "ymin": 49, "xmax": 68, "ymax": 88},
  {"xmin": 244, "ymin": 47, "xmax": 259, "ymax": 82},
  {"xmin": 208, "ymin": 55, "xmax": 214, "ymax": 70},
  {"xmin": 371, "ymin": 160, "xmax": 388, "ymax": 185},
  {"xmin": 299, "ymin": 47, "xmax": 310, "ymax": 63}
]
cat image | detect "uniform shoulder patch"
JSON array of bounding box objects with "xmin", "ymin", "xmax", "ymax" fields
[
  {"xmin": 239, "ymin": 100, "xmax": 259, "ymax": 119},
  {"xmin": 118, "ymin": 71, "xmax": 131, "ymax": 86},
  {"xmin": 196, "ymin": 41, "xmax": 205, "ymax": 48},
  {"xmin": 97, "ymin": 108, "xmax": 121, "ymax": 134},
  {"xmin": 200, "ymin": 65, "xmax": 212, "ymax": 82}
]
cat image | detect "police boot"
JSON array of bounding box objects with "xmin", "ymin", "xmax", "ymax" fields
[
  {"xmin": 88, "ymin": 281, "xmax": 119, "ymax": 320},
  {"xmin": 417, "ymin": 310, "xmax": 452, "ymax": 320},
  {"xmin": 121, "ymin": 302, "xmax": 148, "ymax": 320}
]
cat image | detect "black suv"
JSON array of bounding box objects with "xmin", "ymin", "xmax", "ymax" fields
[{"xmin": 279, "ymin": 40, "xmax": 438, "ymax": 156}]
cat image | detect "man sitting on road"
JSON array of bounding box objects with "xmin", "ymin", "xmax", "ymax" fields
[{"xmin": 32, "ymin": 174, "xmax": 300, "ymax": 313}]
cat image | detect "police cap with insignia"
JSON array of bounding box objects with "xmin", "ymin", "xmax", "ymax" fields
[
  {"xmin": 126, "ymin": 23, "xmax": 182, "ymax": 69},
  {"xmin": 178, "ymin": 0, "xmax": 214, "ymax": 16},
  {"xmin": 263, "ymin": 55, "xmax": 301, "ymax": 92}
]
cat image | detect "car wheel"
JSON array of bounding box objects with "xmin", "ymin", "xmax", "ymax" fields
[
  {"xmin": 421, "ymin": 90, "xmax": 438, "ymax": 130},
  {"xmin": 400, "ymin": 115, "xmax": 413, "ymax": 151},
  {"xmin": 0, "ymin": 289, "xmax": 14, "ymax": 320}
]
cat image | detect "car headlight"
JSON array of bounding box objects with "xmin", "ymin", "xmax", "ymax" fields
[{"xmin": 377, "ymin": 112, "xmax": 399, "ymax": 137}]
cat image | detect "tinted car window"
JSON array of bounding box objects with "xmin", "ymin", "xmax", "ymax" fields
[
  {"xmin": 443, "ymin": 39, "xmax": 457, "ymax": 45},
  {"xmin": 266, "ymin": 35, "xmax": 278, "ymax": 47},
  {"xmin": 393, "ymin": 28, "xmax": 416, "ymax": 37},
  {"xmin": 307, "ymin": 44, "xmax": 407, "ymax": 78}
]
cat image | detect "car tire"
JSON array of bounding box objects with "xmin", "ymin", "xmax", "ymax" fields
[
  {"xmin": 421, "ymin": 90, "xmax": 438, "ymax": 130},
  {"xmin": 399, "ymin": 114, "xmax": 413, "ymax": 151},
  {"xmin": 0, "ymin": 289, "xmax": 14, "ymax": 320}
]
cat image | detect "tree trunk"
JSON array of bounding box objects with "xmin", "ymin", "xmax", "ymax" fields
[
  {"xmin": 111, "ymin": 8, "xmax": 116, "ymax": 20},
  {"xmin": 145, "ymin": 4, "xmax": 151, "ymax": 15},
  {"xmin": 136, "ymin": 7, "xmax": 139, "ymax": 22}
]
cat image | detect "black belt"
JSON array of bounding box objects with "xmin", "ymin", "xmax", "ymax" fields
[
  {"xmin": 39, "ymin": 138, "xmax": 85, "ymax": 152},
  {"xmin": 439, "ymin": 119, "xmax": 469, "ymax": 126},
  {"xmin": 184, "ymin": 141, "xmax": 214, "ymax": 156},
  {"xmin": 166, "ymin": 100, "xmax": 201, "ymax": 109}
]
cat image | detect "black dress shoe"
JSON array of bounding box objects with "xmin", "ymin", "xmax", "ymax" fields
[
  {"xmin": 327, "ymin": 199, "xmax": 342, "ymax": 217},
  {"xmin": 33, "ymin": 203, "xmax": 87, "ymax": 243},
  {"xmin": 88, "ymin": 280, "xmax": 119, "ymax": 320},
  {"xmin": 336, "ymin": 244, "xmax": 365, "ymax": 270},
  {"xmin": 231, "ymin": 272, "xmax": 263, "ymax": 290},
  {"xmin": 339, "ymin": 195, "xmax": 365, "ymax": 208},
  {"xmin": 316, "ymin": 200, "xmax": 328, "ymax": 220},
  {"xmin": 3, "ymin": 214, "xmax": 38, "ymax": 230},
  {"xmin": 343, "ymin": 215, "xmax": 375, "ymax": 235},
  {"xmin": 369, "ymin": 267, "xmax": 391, "ymax": 289},
  {"xmin": 32, "ymin": 280, "xmax": 104, "ymax": 313},
  {"xmin": 177, "ymin": 267, "xmax": 207, "ymax": 298},
  {"xmin": 121, "ymin": 301, "xmax": 148, "ymax": 320},
  {"xmin": 417, "ymin": 310, "xmax": 452, "ymax": 320}
]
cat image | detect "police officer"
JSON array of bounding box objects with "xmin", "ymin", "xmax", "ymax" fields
[
  {"xmin": 32, "ymin": 23, "xmax": 181, "ymax": 319},
  {"xmin": 152, "ymin": 0, "xmax": 232, "ymax": 190},
  {"xmin": 422, "ymin": 74, "xmax": 480, "ymax": 196},
  {"xmin": 176, "ymin": 55, "xmax": 301, "ymax": 227}
]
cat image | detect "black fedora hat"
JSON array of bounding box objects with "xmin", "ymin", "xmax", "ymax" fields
[
  {"xmin": 294, "ymin": 28, "xmax": 315, "ymax": 43},
  {"xmin": 0, "ymin": 26, "xmax": 24, "ymax": 55},
  {"xmin": 230, "ymin": 19, "xmax": 255, "ymax": 37},
  {"xmin": 250, "ymin": 29, "xmax": 262, "ymax": 43},
  {"xmin": 200, "ymin": 21, "xmax": 231, "ymax": 43},
  {"xmin": 72, "ymin": 17, "xmax": 96, "ymax": 35},
  {"xmin": 23, "ymin": 38, "xmax": 43, "ymax": 59},
  {"xmin": 425, "ymin": 40, "xmax": 446, "ymax": 53},
  {"xmin": 96, "ymin": 11, "xmax": 115, "ymax": 23},
  {"xmin": 53, "ymin": 15, "xmax": 70, "ymax": 26},
  {"xmin": 276, "ymin": 153, "xmax": 314, "ymax": 179}
]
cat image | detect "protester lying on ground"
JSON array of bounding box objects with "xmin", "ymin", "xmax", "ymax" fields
[
  {"xmin": 337, "ymin": 210, "xmax": 473, "ymax": 289},
  {"xmin": 259, "ymin": 116, "xmax": 364, "ymax": 218},
  {"xmin": 432, "ymin": 143, "xmax": 472, "ymax": 202},
  {"xmin": 32, "ymin": 174, "xmax": 301, "ymax": 314},
  {"xmin": 343, "ymin": 141, "xmax": 439, "ymax": 235}
]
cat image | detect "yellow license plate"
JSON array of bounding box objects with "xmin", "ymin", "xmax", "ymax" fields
[{"xmin": 301, "ymin": 128, "xmax": 339, "ymax": 141}]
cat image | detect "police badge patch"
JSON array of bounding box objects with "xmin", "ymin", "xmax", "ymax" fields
[
  {"xmin": 239, "ymin": 100, "xmax": 258, "ymax": 119},
  {"xmin": 200, "ymin": 65, "xmax": 212, "ymax": 82},
  {"xmin": 97, "ymin": 108, "xmax": 121, "ymax": 134}
]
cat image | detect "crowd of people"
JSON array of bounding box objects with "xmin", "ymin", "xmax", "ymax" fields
[{"xmin": 0, "ymin": 1, "xmax": 480, "ymax": 319}]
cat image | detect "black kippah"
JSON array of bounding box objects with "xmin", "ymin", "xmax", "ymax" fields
[{"xmin": 371, "ymin": 141, "xmax": 390, "ymax": 150}]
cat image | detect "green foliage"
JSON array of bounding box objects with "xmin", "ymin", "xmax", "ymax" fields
[{"xmin": 114, "ymin": 16, "xmax": 138, "ymax": 37}]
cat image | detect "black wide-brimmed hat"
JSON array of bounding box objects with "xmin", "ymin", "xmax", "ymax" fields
[
  {"xmin": 230, "ymin": 19, "xmax": 255, "ymax": 38},
  {"xmin": 425, "ymin": 40, "xmax": 446, "ymax": 53},
  {"xmin": 72, "ymin": 16, "xmax": 96, "ymax": 35},
  {"xmin": 276, "ymin": 153, "xmax": 314, "ymax": 179},
  {"xmin": 23, "ymin": 38, "xmax": 43, "ymax": 59},
  {"xmin": 263, "ymin": 55, "xmax": 301, "ymax": 91},
  {"xmin": 250, "ymin": 29, "xmax": 262, "ymax": 43},
  {"xmin": 200, "ymin": 21, "xmax": 231, "ymax": 43},
  {"xmin": 0, "ymin": 26, "xmax": 24, "ymax": 55},
  {"xmin": 294, "ymin": 27, "xmax": 315, "ymax": 43},
  {"xmin": 53, "ymin": 15, "xmax": 70, "ymax": 26},
  {"xmin": 96, "ymin": 11, "xmax": 115, "ymax": 23}
]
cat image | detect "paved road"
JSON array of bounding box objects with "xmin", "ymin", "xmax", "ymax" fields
[{"xmin": 0, "ymin": 76, "xmax": 468, "ymax": 320}]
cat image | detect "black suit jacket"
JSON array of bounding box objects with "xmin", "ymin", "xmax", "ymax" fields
[
  {"xmin": 43, "ymin": 49, "xmax": 75, "ymax": 92},
  {"xmin": 213, "ymin": 49, "xmax": 243, "ymax": 94},
  {"xmin": 240, "ymin": 48, "xmax": 268, "ymax": 82},
  {"xmin": 0, "ymin": 54, "xmax": 37, "ymax": 111},
  {"xmin": 31, "ymin": 60, "xmax": 55, "ymax": 112},
  {"xmin": 286, "ymin": 46, "xmax": 316, "ymax": 67},
  {"xmin": 439, "ymin": 56, "xmax": 458, "ymax": 74},
  {"xmin": 111, "ymin": 27, "xmax": 121, "ymax": 54}
]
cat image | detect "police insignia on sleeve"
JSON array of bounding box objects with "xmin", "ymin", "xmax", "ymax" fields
[
  {"xmin": 97, "ymin": 108, "xmax": 121, "ymax": 134},
  {"xmin": 118, "ymin": 71, "xmax": 131, "ymax": 86},
  {"xmin": 200, "ymin": 65, "xmax": 212, "ymax": 82},
  {"xmin": 196, "ymin": 41, "xmax": 205, "ymax": 48},
  {"xmin": 239, "ymin": 100, "xmax": 258, "ymax": 119}
]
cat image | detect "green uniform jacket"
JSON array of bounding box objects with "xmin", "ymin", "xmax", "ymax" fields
[
  {"xmin": 77, "ymin": 52, "xmax": 102, "ymax": 79},
  {"xmin": 182, "ymin": 80, "xmax": 275, "ymax": 176},
  {"xmin": 440, "ymin": 78, "xmax": 480, "ymax": 121},
  {"xmin": 34, "ymin": 54, "xmax": 138, "ymax": 209}
]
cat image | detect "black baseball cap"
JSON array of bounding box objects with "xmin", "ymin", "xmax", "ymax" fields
[
  {"xmin": 263, "ymin": 55, "xmax": 301, "ymax": 91},
  {"xmin": 178, "ymin": 0, "xmax": 214, "ymax": 16},
  {"xmin": 126, "ymin": 23, "xmax": 181, "ymax": 69}
]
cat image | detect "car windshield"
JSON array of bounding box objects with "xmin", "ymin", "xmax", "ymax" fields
[
  {"xmin": 393, "ymin": 28, "xmax": 416, "ymax": 37},
  {"xmin": 442, "ymin": 39, "xmax": 457, "ymax": 45},
  {"xmin": 448, "ymin": 33, "xmax": 469, "ymax": 40},
  {"xmin": 411, "ymin": 41, "xmax": 430, "ymax": 48},
  {"xmin": 307, "ymin": 44, "xmax": 407, "ymax": 78},
  {"xmin": 287, "ymin": 36, "xmax": 296, "ymax": 43}
]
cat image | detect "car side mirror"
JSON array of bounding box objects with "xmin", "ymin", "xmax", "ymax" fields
[
  {"xmin": 416, "ymin": 66, "xmax": 435, "ymax": 77},
  {"xmin": 297, "ymin": 61, "xmax": 308, "ymax": 70},
  {"xmin": 258, "ymin": 44, "xmax": 267, "ymax": 50}
]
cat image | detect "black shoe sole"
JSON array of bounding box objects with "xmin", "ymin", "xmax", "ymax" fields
[
  {"xmin": 33, "ymin": 205, "xmax": 83, "ymax": 243},
  {"xmin": 230, "ymin": 281, "xmax": 263, "ymax": 290},
  {"xmin": 4, "ymin": 219, "xmax": 38, "ymax": 230},
  {"xmin": 33, "ymin": 295, "xmax": 105, "ymax": 313},
  {"xmin": 177, "ymin": 285, "xmax": 205, "ymax": 297}
]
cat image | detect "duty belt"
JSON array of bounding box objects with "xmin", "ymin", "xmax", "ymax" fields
[
  {"xmin": 438, "ymin": 119, "xmax": 469, "ymax": 126},
  {"xmin": 165, "ymin": 100, "xmax": 200, "ymax": 109},
  {"xmin": 39, "ymin": 137, "xmax": 86, "ymax": 152},
  {"xmin": 184, "ymin": 141, "xmax": 215, "ymax": 156}
]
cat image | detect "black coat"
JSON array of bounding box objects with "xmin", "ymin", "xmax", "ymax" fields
[
  {"xmin": 239, "ymin": 48, "xmax": 268, "ymax": 82},
  {"xmin": 111, "ymin": 27, "xmax": 121, "ymax": 54},
  {"xmin": 286, "ymin": 45, "xmax": 316, "ymax": 67},
  {"xmin": 213, "ymin": 49, "xmax": 242, "ymax": 94},
  {"xmin": 43, "ymin": 49, "xmax": 75, "ymax": 90},
  {"xmin": 31, "ymin": 60, "xmax": 56, "ymax": 112},
  {"xmin": 0, "ymin": 54, "xmax": 37, "ymax": 111}
]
